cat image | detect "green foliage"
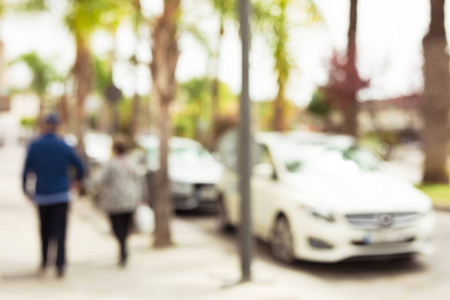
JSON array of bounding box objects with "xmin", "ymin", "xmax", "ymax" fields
[
  {"xmin": 210, "ymin": 0, "xmax": 236, "ymax": 23},
  {"xmin": 118, "ymin": 97, "xmax": 133, "ymax": 132},
  {"xmin": 360, "ymin": 131, "xmax": 400, "ymax": 159},
  {"xmin": 174, "ymin": 77, "xmax": 238, "ymax": 138},
  {"xmin": 256, "ymin": 99, "xmax": 298, "ymax": 131},
  {"xmin": 20, "ymin": 117, "xmax": 37, "ymax": 129},
  {"xmin": 254, "ymin": 0, "xmax": 293, "ymax": 86},
  {"xmin": 175, "ymin": 77, "xmax": 211, "ymax": 138},
  {"xmin": 307, "ymin": 90, "xmax": 331, "ymax": 116},
  {"xmin": 13, "ymin": 0, "xmax": 47, "ymax": 12},
  {"xmin": 362, "ymin": 131, "xmax": 398, "ymax": 147},
  {"xmin": 173, "ymin": 116, "xmax": 195, "ymax": 138},
  {"xmin": 10, "ymin": 52, "xmax": 59, "ymax": 96},
  {"xmin": 416, "ymin": 184, "xmax": 450, "ymax": 209},
  {"xmin": 92, "ymin": 55, "xmax": 113, "ymax": 95},
  {"xmin": 0, "ymin": 2, "xmax": 5, "ymax": 17},
  {"xmin": 65, "ymin": 0, "xmax": 133, "ymax": 39},
  {"xmin": 252, "ymin": 0, "xmax": 321, "ymax": 130},
  {"xmin": 88, "ymin": 112, "xmax": 98, "ymax": 130}
]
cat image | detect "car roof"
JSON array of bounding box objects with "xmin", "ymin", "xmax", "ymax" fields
[
  {"xmin": 255, "ymin": 131, "xmax": 356, "ymax": 148},
  {"xmin": 136, "ymin": 135, "xmax": 202, "ymax": 149}
]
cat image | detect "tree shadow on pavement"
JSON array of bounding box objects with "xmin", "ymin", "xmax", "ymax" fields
[
  {"xmin": 175, "ymin": 208, "xmax": 218, "ymax": 218},
  {"xmin": 2, "ymin": 271, "xmax": 42, "ymax": 281}
]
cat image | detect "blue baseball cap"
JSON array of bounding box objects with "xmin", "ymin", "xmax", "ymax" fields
[{"xmin": 44, "ymin": 113, "xmax": 60, "ymax": 125}]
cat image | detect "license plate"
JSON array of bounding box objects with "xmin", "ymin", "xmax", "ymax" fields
[
  {"xmin": 200, "ymin": 187, "xmax": 218, "ymax": 200},
  {"xmin": 364, "ymin": 229, "xmax": 414, "ymax": 244}
]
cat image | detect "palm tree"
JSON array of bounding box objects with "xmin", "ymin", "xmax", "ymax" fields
[
  {"xmin": 150, "ymin": 0, "xmax": 181, "ymax": 248},
  {"xmin": 208, "ymin": 0, "xmax": 236, "ymax": 147},
  {"xmin": 64, "ymin": 0, "xmax": 132, "ymax": 155},
  {"xmin": 271, "ymin": 0, "xmax": 290, "ymax": 132},
  {"xmin": 10, "ymin": 52, "xmax": 58, "ymax": 120},
  {"xmin": 0, "ymin": 0, "xmax": 49, "ymax": 111},
  {"xmin": 422, "ymin": 0, "xmax": 450, "ymax": 183},
  {"xmin": 128, "ymin": 0, "xmax": 145, "ymax": 137},
  {"xmin": 254, "ymin": 0, "xmax": 320, "ymax": 132}
]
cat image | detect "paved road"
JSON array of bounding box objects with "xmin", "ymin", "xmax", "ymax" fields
[{"xmin": 176, "ymin": 206, "xmax": 450, "ymax": 299}]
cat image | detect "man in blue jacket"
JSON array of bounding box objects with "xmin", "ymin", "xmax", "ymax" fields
[{"xmin": 23, "ymin": 113, "xmax": 85, "ymax": 278}]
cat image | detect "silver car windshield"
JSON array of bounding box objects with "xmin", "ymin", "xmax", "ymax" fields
[
  {"xmin": 281, "ymin": 142, "xmax": 381, "ymax": 175},
  {"xmin": 171, "ymin": 146, "xmax": 215, "ymax": 163}
]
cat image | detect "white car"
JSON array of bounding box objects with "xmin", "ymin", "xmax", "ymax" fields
[
  {"xmin": 137, "ymin": 135, "xmax": 224, "ymax": 211},
  {"xmin": 218, "ymin": 132, "xmax": 434, "ymax": 263}
]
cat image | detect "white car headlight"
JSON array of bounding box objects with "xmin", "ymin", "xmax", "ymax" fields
[
  {"xmin": 303, "ymin": 205, "xmax": 335, "ymax": 223},
  {"xmin": 171, "ymin": 182, "xmax": 193, "ymax": 195}
]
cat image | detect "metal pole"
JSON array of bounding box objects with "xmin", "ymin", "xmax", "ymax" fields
[{"xmin": 239, "ymin": 0, "xmax": 252, "ymax": 282}]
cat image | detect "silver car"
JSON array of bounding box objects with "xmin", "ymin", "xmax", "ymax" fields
[{"xmin": 137, "ymin": 135, "xmax": 224, "ymax": 211}]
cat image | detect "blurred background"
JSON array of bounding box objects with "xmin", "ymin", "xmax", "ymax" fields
[{"xmin": 1, "ymin": 0, "xmax": 449, "ymax": 188}]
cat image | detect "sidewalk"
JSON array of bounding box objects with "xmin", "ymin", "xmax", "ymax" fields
[{"xmin": 0, "ymin": 145, "xmax": 337, "ymax": 300}]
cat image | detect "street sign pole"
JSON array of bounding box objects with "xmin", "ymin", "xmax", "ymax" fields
[{"xmin": 239, "ymin": 0, "xmax": 252, "ymax": 282}]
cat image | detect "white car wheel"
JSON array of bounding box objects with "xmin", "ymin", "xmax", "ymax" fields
[{"xmin": 270, "ymin": 215, "xmax": 295, "ymax": 264}]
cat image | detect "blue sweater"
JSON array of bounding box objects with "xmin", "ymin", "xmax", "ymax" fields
[{"xmin": 23, "ymin": 134, "xmax": 85, "ymax": 205}]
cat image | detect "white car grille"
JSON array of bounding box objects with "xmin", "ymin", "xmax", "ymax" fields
[{"xmin": 346, "ymin": 212, "xmax": 420, "ymax": 229}]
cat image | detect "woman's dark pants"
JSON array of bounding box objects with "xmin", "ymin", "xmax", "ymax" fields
[{"xmin": 109, "ymin": 212, "xmax": 133, "ymax": 264}]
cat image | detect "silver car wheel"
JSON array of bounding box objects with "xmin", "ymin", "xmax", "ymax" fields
[{"xmin": 270, "ymin": 216, "xmax": 295, "ymax": 264}]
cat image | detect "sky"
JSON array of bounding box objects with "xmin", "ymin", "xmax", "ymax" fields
[{"xmin": 0, "ymin": 0, "xmax": 447, "ymax": 107}]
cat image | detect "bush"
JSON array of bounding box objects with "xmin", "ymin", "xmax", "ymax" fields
[{"xmin": 20, "ymin": 117, "xmax": 37, "ymax": 129}]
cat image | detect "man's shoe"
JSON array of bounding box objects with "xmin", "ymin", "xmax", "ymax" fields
[{"xmin": 56, "ymin": 267, "xmax": 65, "ymax": 278}]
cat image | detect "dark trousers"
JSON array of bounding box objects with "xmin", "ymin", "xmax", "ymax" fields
[
  {"xmin": 109, "ymin": 212, "xmax": 133, "ymax": 261},
  {"xmin": 38, "ymin": 202, "xmax": 69, "ymax": 269}
]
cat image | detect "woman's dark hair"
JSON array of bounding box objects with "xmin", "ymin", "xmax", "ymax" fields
[{"xmin": 112, "ymin": 134, "xmax": 129, "ymax": 155}]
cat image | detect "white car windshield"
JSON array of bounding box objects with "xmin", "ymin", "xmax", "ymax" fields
[
  {"xmin": 280, "ymin": 142, "xmax": 381, "ymax": 175},
  {"xmin": 146, "ymin": 144, "xmax": 215, "ymax": 168}
]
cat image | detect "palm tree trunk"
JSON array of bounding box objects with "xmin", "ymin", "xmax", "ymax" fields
[
  {"xmin": 272, "ymin": 82, "xmax": 287, "ymax": 132},
  {"xmin": 150, "ymin": 0, "xmax": 181, "ymax": 248},
  {"xmin": 129, "ymin": 93, "xmax": 140, "ymax": 136},
  {"xmin": 154, "ymin": 100, "xmax": 172, "ymax": 246},
  {"xmin": 210, "ymin": 20, "xmax": 224, "ymax": 149},
  {"xmin": 38, "ymin": 97, "xmax": 45, "ymax": 123},
  {"xmin": 129, "ymin": 0, "xmax": 143, "ymax": 137},
  {"xmin": 73, "ymin": 37, "xmax": 92, "ymax": 159},
  {"xmin": 347, "ymin": 0, "xmax": 357, "ymax": 74},
  {"xmin": 341, "ymin": 99, "xmax": 358, "ymax": 136},
  {"xmin": 342, "ymin": 0, "xmax": 359, "ymax": 137},
  {"xmin": 422, "ymin": 0, "xmax": 450, "ymax": 183}
]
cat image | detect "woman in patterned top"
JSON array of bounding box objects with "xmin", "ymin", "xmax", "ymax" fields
[{"xmin": 96, "ymin": 134, "xmax": 145, "ymax": 266}]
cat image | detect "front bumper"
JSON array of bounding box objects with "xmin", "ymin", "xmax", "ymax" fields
[
  {"xmin": 173, "ymin": 184, "xmax": 219, "ymax": 211},
  {"xmin": 291, "ymin": 212, "xmax": 435, "ymax": 263}
]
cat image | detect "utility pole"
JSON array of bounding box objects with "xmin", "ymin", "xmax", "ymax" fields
[{"xmin": 239, "ymin": 0, "xmax": 252, "ymax": 282}]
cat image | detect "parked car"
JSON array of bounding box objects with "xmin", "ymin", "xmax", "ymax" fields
[
  {"xmin": 217, "ymin": 131, "xmax": 434, "ymax": 263},
  {"xmin": 137, "ymin": 135, "xmax": 224, "ymax": 211}
]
